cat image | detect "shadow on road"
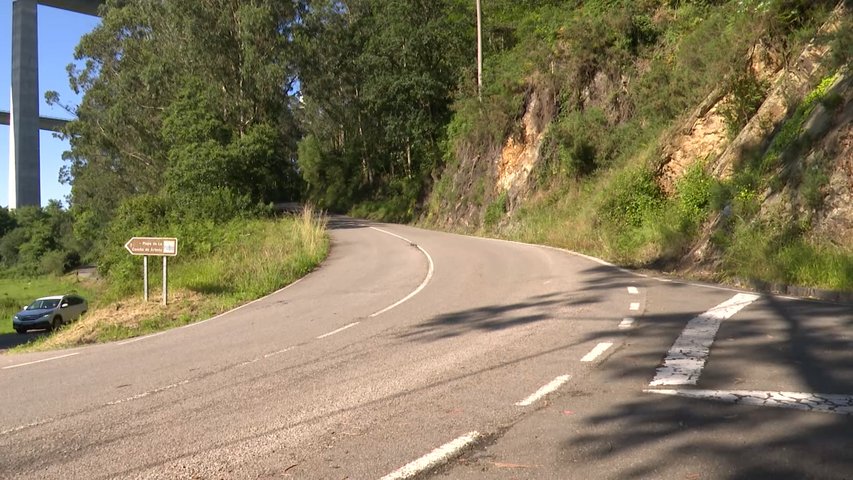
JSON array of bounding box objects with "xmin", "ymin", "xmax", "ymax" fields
[
  {"xmin": 0, "ymin": 330, "xmax": 47, "ymax": 351},
  {"xmin": 558, "ymin": 265, "xmax": 853, "ymax": 479},
  {"xmin": 326, "ymin": 216, "xmax": 369, "ymax": 230},
  {"xmin": 397, "ymin": 291, "xmax": 602, "ymax": 343}
]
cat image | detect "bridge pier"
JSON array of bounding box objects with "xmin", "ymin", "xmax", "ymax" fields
[{"xmin": 9, "ymin": 0, "xmax": 41, "ymax": 209}]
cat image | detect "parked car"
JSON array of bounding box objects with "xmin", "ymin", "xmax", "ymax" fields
[{"xmin": 12, "ymin": 295, "xmax": 88, "ymax": 334}]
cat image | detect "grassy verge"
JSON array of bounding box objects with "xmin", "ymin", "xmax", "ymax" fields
[
  {"xmin": 11, "ymin": 209, "xmax": 328, "ymax": 353},
  {"xmin": 0, "ymin": 276, "xmax": 103, "ymax": 335}
]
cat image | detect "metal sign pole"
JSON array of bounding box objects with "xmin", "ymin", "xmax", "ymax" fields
[
  {"xmin": 143, "ymin": 256, "xmax": 149, "ymax": 302},
  {"xmin": 162, "ymin": 256, "xmax": 168, "ymax": 306}
]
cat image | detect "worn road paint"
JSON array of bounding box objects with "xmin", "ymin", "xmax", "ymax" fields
[
  {"xmin": 581, "ymin": 342, "xmax": 613, "ymax": 362},
  {"xmin": 317, "ymin": 322, "xmax": 360, "ymax": 339},
  {"xmin": 649, "ymin": 293, "xmax": 759, "ymax": 386},
  {"xmin": 627, "ymin": 286, "xmax": 639, "ymax": 294},
  {"xmin": 645, "ymin": 389, "xmax": 853, "ymax": 415},
  {"xmin": 380, "ymin": 431, "xmax": 481, "ymax": 480},
  {"xmin": 618, "ymin": 318, "xmax": 635, "ymax": 329},
  {"xmin": 516, "ymin": 375, "xmax": 571, "ymax": 406},
  {"xmin": 2, "ymin": 352, "xmax": 80, "ymax": 370},
  {"xmin": 369, "ymin": 227, "xmax": 435, "ymax": 318},
  {"xmin": 629, "ymin": 302, "xmax": 640, "ymax": 311}
]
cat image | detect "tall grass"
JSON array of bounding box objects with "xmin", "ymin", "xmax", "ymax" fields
[{"xmin": 13, "ymin": 209, "xmax": 329, "ymax": 351}]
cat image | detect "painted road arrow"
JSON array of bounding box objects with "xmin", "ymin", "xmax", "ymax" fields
[{"xmin": 124, "ymin": 237, "xmax": 178, "ymax": 256}]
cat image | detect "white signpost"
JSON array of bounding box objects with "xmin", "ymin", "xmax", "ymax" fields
[{"xmin": 125, "ymin": 237, "xmax": 178, "ymax": 305}]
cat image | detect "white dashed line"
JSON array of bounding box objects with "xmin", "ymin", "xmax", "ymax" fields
[
  {"xmin": 368, "ymin": 227, "xmax": 435, "ymax": 317},
  {"xmin": 380, "ymin": 431, "xmax": 481, "ymax": 480},
  {"xmin": 618, "ymin": 317, "xmax": 635, "ymax": 329},
  {"xmin": 644, "ymin": 389, "xmax": 853, "ymax": 415},
  {"xmin": 105, "ymin": 380, "xmax": 191, "ymax": 406},
  {"xmin": 649, "ymin": 293, "xmax": 759, "ymax": 386},
  {"xmin": 317, "ymin": 322, "xmax": 360, "ymax": 339},
  {"xmin": 516, "ymin": 375, "xmax": 571, "ymax": 406},
  {"xmin": 581, "ymin": 342, "xmax": 613, "ymax": 362},
  {"xmin": 629, "ymin": 302, "xmax": 640, "ymax": 311},
  {"xmin": 627, "ymin": 286, "xmax": 639, "ymax": 294},
  {"xmin": 263, "ymin": 347, "xmax": 293, "ymax": 358},
  {"xmin": 2, "ymin": 352, "xmax": 80, "ymax": 370}
]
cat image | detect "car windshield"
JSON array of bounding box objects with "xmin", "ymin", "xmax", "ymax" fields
[{"xmin": 27, "ymin": 299, "xmax": 59, "ymax": 310}]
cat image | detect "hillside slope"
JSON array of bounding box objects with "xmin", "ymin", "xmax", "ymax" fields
[{"xmin": 424, "ymin": 0, "xmax": 852, "ymax": 294}]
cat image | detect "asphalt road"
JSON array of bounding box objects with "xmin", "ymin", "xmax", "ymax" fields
[{"xmin": 1, "ymin": 218, "xmax": 852, "ymax": 479}]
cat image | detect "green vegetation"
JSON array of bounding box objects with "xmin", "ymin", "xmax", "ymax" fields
[
  {"xmin": 428, "ymin": 0, "xmax": 850, "ymax": 290},
  {"xmin": 2, "ymin": 0, "xmax": 850, "ymax": 349},
  {"xmin": 14, "ymin": 210, "xmax": 328, "ymax": 352}
]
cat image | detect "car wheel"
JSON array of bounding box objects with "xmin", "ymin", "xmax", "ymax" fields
[
  {"xmin": 15, "ymin": 328, "xmax": 26, "ymax": 334},
  {"xmin": 51, "ymin": 316, "xmax": 62, "ymax": 331}
]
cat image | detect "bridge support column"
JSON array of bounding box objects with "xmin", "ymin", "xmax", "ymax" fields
[{"xmin": 9, "ymin": 0, "xmax": 41, "ymax": 208}]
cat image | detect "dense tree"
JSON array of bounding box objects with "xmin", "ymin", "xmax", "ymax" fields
[
  {"xmin": 55, "ymin": 0, "xmax": 306, "ymax": 251},
  {"xmin": 294, "ymin": 0, "xmax": 471, "ymax": 218}
]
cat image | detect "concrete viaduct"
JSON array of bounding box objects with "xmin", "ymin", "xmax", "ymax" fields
[{"xmin": 3, "ymin": 0, "xmax": 102, "ymax": 208}]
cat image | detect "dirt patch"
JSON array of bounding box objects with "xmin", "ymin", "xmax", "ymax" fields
[{"xmin": 31, "ymin": 290, "xmax": 209, "ymax": 351}]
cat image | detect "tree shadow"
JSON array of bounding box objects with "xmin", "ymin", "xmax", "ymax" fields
[
  {"xmin": 0, "ymin": 329, "xmax": 49, "ymax": 351},
  {"xmin": 396, "ymin": 291, "xmax": 603, "ymax": 343},
  {"xmin": 560, "ymin": 274, "xmax": 853, "ymax": 479}
]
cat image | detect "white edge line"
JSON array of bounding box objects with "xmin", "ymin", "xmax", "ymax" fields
[
  {"xmin": 468, "ymin": 235, "xmax": 761, "ymax": 295},
  {"xmin": 181, "ymin": 277, "xmax": 307, "ymax": 330},
  {"xmin": 2, "ymin": 352, "xmax": 80, "ymax": 370},
  {"xmin": 117, "ymin": 331, "xmax": 167, "ymax": 345},
  {"xmin": 380, "ymin": 431, "xmax": 481, "ymax": 480},
  {"xmin": 580, "ymin": 342, "xmax": 613, "ymax": 362},
  {"xmin": 316, "ymin": 322, "xmax": 360, "ymax": 339},
  {"xmin": 369, "ymin": 227, "xmax": 435, "ymax": 317},
  {"xmin": 516, "ymin": 374, "xmax": 571, "ymax": 406}
]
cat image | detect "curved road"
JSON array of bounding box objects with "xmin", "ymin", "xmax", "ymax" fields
[{"xmin": 1, "ymin": 218, "xmax": 852, "ymax": 479}]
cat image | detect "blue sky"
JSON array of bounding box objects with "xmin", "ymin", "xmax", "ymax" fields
[{"xmin": 1, "ymin": 3, "xmax": 101, "ymax": 208}]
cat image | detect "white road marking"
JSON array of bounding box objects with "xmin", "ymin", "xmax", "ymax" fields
[
  {"xmin": 117, "ymin": 331, "xmax": 167, "ymax": 345},
  {"xmin": 2, "ymin": 352, "xmax": 80, "ymax": 370},
  {"xmin": 181, "ymin": 277, "xmax": 306, "ymax": 330},
  {"xmin": 380, "ymin": 431, "xmax": 481, "ymax": 480},
  {"xmin": 263, "ymin": 347, "xmax": 293, "ymax": 358},
  {"xmin": 618, "ymin": 317, "xmax": 635, "ymax": 329},
  {"xmin": 368, "ymin": 227, "xmax": 435, "ymax": 317},
  {"xmin": 1, "ymin": 418, "xmax": 54, "ymax": 436},
  {"xmin": 627, "ymin": 286, "xmax": 639, "ymax": 294},
  {"xmin": 644, "ymin": 389, "xmax": 853, "ymax": 415},
  {"xmin": 629, "ymin": 302, "xmax": 640, "ymax": 311},
  {"xmin": 649, "ymin": 293, "xmax": 760, "ymax": 386},
  {"xmin": 516, "ymin": 375, "xmax": 571, "ymax": 406},
  {"xmin": 316, "ymin": 322, "xmax": 360, "ymax": 339},
  {"xmin": 581, "ymin": 342, "xmax": 613, "ymax": 362},
  {"xmin": 105, "ymin": 380, "xmax": 191, "ymax": 406}
]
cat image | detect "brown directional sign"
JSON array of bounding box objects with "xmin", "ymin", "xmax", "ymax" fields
[{"xmin": 124, "ymin": 237, "xmax": 178, "ymax": 256}]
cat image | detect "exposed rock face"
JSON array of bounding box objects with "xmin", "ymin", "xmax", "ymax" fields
[
  {"xmin": 658, "ymin": 89, "xmax": 730, "ymax": 195},
  {"xmin": 496, "ymin": 85, "xmax": 552, "ymax": 195},
  {"xmin": 493, "ymin": 79, "xmax": 555, "ymax": 215}
]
